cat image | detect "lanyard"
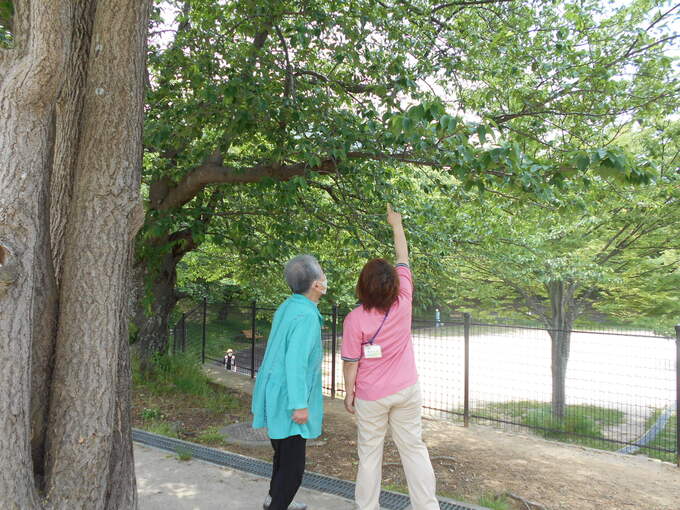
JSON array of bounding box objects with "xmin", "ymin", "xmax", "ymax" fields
[{"xmin": 362, "ymin": 309, "xmax": 390, "ymax": 346}]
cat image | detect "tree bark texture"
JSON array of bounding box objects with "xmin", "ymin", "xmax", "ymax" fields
[
  {"xmin": 0, "ymin": 1, "xmax": 149, "ymax": 508},
  {"xmin": 33, "ymin": 0, "xmax": 97, "ymax": 481},
  {"xmin": 546, "ymin": 280, "xmax": 577, "ymax": 420},
  {"xmin": 135, "ymin": 245, "xmax": 184, "ymax": 359}
]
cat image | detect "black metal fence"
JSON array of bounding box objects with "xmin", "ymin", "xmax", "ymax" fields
[{"xmin": 170, "ymin": 300, "xmax": 679, "ymax": 465}]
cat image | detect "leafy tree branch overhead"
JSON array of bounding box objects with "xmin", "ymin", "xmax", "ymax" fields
[{"xmin": 135, "ymin": 0, "xmax": 679, "ymax": 356}]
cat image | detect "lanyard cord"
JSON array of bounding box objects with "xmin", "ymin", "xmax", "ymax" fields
[{"xmin": 362, "ymin": 308, "xmax": 390, "ymax": 346}]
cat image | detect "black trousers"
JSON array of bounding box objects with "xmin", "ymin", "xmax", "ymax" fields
[{"xmin": 269, "ymin": 434, "xmax": 306, "ymax": 510}]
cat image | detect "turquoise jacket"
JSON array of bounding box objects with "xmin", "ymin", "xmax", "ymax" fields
[{"xmin": 251, "ymin": 294, "xmax": 324, "ymax": 439}]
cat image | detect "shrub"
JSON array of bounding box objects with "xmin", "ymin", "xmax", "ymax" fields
[
  {"xmin": 478, "ymin": 493, "xmax": 510, "ymax": 510},
  {"xmin": 524, "ymin": 408, "xmax": 602, "ymax": 440},
  {"xmin": 175, "ymin": 446, "xmax": 192, "ymax": 461},
  {"xmin": 197, "ymin": 426, "xmax": 225, "ymax": 445},
  {"xmin": 146, "ymin": 420, "xmax": 180, "ymax": 438},
  {"xmin": 135, "ymin": 353, "xmax": 212, "ymax": 397},
  {"xmin": 141, "ymin": 407, "xmax": 162, "ymax": 421}
]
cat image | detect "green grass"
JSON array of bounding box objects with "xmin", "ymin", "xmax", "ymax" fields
[
  {"xmin": 132, "ymin": 353, "xmax": 254, "ymax": 455},
  {"xmin": 196, "ymin": 426, "xmax": 226, "ymax": 445},
  {"xmin": 204, "ymin": 391, "xmax": 242, "ymax": 415},
  {"xmin": 472, "ymin": 401, "xmax": 625, "ymax": 427},
  {"xmin": 133, "ymin": 352, "xmax": 245, "ymax": 427},
  {"xmin": 382, "ymin": 484, "xmax": 408, "ymax": 494},
  {"xmin": 388, "ymin": 485, "xmax": 511, "ymax": 510},
  {"xmin": 467, "ymin": 401, "xmax": 625, "ymax": 452},
  {"xmin": 179, "ymin": 314, "xmax": 270, "ymax": 362},
  {"xmin": 140, "ymin": 407, "xmax": 162, "ymax": 421},
  {"xmin": 638, "ymin": 409, "xmax": 677, "ymax": 463},
  {"xmin": 175, "ymin": 446, "xmax": 193, "ymax": 461},
  {"xmin": 523, "ymin": 408, "xmax": 602, "ymax": 440},
  {"xmin": 134, "ymin": 353, "xmax": 209, "ymax": 396},
  {"xmin": 478, "ymin": 493, "xmax": 511, "ymax": 510},
  {"xmin": 145, "ymin": 420, "xmax": 179, "ymax": 438}
]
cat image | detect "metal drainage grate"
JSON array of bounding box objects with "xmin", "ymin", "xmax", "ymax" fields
[{"xmin": 133, "ymin": 429, "xmax": 487, "ymax": 510}]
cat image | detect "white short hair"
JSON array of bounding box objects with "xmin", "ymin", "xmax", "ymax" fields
[{"xmin": 284, "ymin": 255, "xmax": 323, "ymax": 294}]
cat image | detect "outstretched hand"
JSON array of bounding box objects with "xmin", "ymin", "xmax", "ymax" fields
[
  {"xmin": 387, "ymin": 203, "xmax": 409, "ymax": 264},
  {"xmin": 387, "ymin": 203, "xmax": 402, "ymax": 227}
]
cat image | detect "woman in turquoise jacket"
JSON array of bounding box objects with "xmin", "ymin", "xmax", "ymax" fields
[{"xmin": 251, "ymin": 254, "xmax": 327, "ymax": 510}]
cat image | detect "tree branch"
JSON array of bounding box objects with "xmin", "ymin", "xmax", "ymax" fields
[
  {"xmin": 176, "ymin": 1, "xmax": 191, "ymax": 33},
  {"xmin": 294, "ymin": 69, "xmax": 389, "ymax": 94},
  {"xmin": 169, "ymin": 228, "xmax": 197, "ymax": 258},
  {"xmin": 617, "ymin": 4, "xmax": 680, "ymax": 63},
  {"xmin": 158, "ymin": 148, "xmax": 516, "ymax": 212},
  {"xmin": 274, "ymin": 25, "xmax": 294, "ymax": 99},
  {"xmin": 235, "ymin": 17, "xmax": 274, "ymax": 84},
  {"xmin": 158, "ymin": 158, "xmax": 339, "ymax": 211},
  {"xmin": 432, "ymin": 0, "xmax": 514, "ymax": 13}
]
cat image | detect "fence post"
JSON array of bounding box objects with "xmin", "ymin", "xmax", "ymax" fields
[
  {"xmin": 251, "ymin": 300, "xmax": 257, "ymax": 379},
  {"xmin": 181, "ymin": 313, "xmax": 187, "ymax": 353},
  {"xmin": 675, "ymin": 324, "xmax": 679, "ymax": 468},
  {"xmin": 464, "ymin": 312, "xmax": 471, "ymax": 428},
  {"xmin": 171, "ymin": 324, "xmax": 176, "ymax": 355},
  {"xmin": 331, "ymin": 303, "xmax": 338, "ymax": 399},
  {"xmin": 201, "ymin": 297, "xmax": 207, "ymax": 364}
]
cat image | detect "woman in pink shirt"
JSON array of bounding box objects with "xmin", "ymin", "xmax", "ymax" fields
[{"xmin": 341, "ymin": 205, "xmax": 439, "ymax": 510}]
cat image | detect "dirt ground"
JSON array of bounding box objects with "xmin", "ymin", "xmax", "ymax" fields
[{"xmin": 133, "ymin": 367, "xmax": 680, "ymax": 510}]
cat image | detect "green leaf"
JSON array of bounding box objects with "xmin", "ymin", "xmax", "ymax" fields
[
  {"xmin": 574, "ymin": 153, "xmax": 590, "ymax": 172},
  {"xmin": 408, "ymin": 104, "xmax": 426, "ymax": 122},
  {"xmin": 477, "ymin": 125, "xmax": 487, "ymax": 144},
  {"xmin": 560, "ymin": 166, "xmax": 579, "ymax": 177}
]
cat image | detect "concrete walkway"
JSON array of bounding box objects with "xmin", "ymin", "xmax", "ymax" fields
[{"xmin": 136, "ymin": 444, "xmax": 357, "ymax": 510}]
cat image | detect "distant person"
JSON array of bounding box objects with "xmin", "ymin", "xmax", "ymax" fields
[
  {"xmin": 251, "ymin": 255, "xmax": 327, "ymax": 510},
  {"xmin": 341, "ymin": 204, "xmax": 439, "ymax": 510},
  {"xmin": 223, "ymin": 349, "xmax": 236, "ymax": 372}
]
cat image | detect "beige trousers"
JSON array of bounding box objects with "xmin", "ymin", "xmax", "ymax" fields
[{"xmin": 354, "ymin": 382, "xmax": 439, "ymax": 510}]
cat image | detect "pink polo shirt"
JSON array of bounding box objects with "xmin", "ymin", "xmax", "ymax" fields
[{"xmin": 341, "ymin": 264, "xmax": 418, "ymax": 401}]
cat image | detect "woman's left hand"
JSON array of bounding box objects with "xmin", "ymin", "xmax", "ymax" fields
[{"xmin": 292, "ymin": 408, "xmax": 309, "ymax": 424}]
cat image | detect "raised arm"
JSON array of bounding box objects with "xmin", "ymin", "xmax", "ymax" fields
[{"xmin": 387, "ymin": 204, "xmax": 409, "ymax": 265}]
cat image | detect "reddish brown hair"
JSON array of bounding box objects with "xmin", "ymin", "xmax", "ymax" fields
[{"xmin": 356, "ymin": 258, "xmax": 400, "ymax": 313}]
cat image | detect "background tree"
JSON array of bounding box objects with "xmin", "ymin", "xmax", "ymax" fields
[
  {"xmin": 0, "ymin": 1, "xmax": 149, "ymax": 508},
  {"xmin": 135, "ymin": 0, "xmax": 677, "ymax": 360},
  {"xmin": 588, "ymin": 121, "xmax": 680, "ymax": 332},
  {"xmin": 428, "ymin": 121, "xmax": 680, "ymax": 419}
]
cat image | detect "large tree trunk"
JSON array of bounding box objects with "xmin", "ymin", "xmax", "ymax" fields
[
  {"xmin": 136, "ymin": 251, "xmax": 182, "ymax": 359},
  {"xmin": 0, "ymin": 3, "xmax": 71, "ymax": 506},
  {"xmin": 135, "ymin": 217, "xmax": 201, "ymax": 359},
  {"xmin": 105, "ymin": 255, "xmax": 139, "ymax": 510},
  {"xmin": 0, "ymin": 1, "xmax": 149, "ymax": 508},
  {"xmin": 546, "ymin": 280, "xmax": 577, "ymax": 420},
  {"xmin": 32, "ymin": 0, "xmax": 96, "ymax": 482},
  {"xmin": 44, "ymin": 0, "xmax": 148, "ymax": 504}
]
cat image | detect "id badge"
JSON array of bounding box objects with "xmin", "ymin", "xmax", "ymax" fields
[{"xmin": 363, "ymin": 344, "xmax": 382, "ymax": 359}]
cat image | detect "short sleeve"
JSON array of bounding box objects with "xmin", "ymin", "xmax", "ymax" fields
[
  {"xmin": 396, "ymin": 264, "xmax": 413, "ymax": 301},
  {"xmin": 341, "ymin": 313, "xmax": 362, "ymax": 362}
]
